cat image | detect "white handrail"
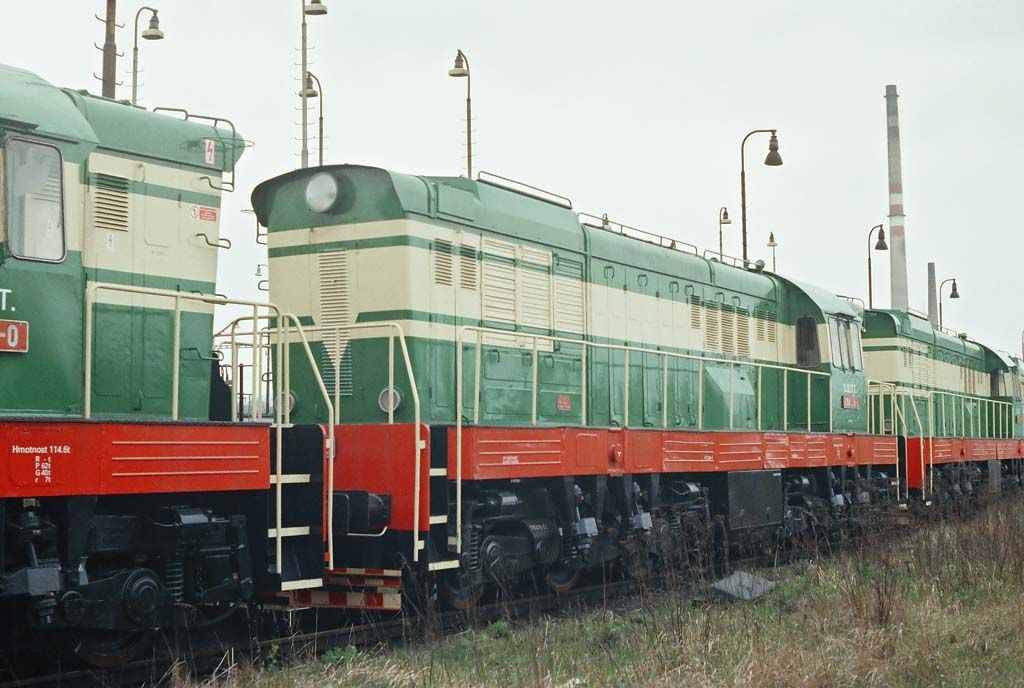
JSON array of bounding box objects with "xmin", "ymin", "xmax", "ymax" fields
[{"xmin": 454, "ymin": 324, "xmax": 833, "ymax": 554}]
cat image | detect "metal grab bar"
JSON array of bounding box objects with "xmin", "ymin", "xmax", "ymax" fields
[
  {"xmin": 195, "ymin": 233, "xmax": 232, "ymax": 250},
  {"xmin": 285, "ymin": 323, "xmax": 426, "ymax": 560},
  {"xmin": 455, "ymin": 325, "xmax": 833, "ymax": 555}
]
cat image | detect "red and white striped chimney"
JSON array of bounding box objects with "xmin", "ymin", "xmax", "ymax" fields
[{"xmin": 885, "ymin": 85, "xmax": 910, "ymax": 312}]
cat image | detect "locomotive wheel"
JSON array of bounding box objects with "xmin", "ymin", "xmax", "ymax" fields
[
  {"xmin": 438, "ymin": 570, "xmax": 481, "ymax": 611},
  {"xmin": 545, "ymin": 564, "xmax": 581, "ymax": 594},
  {"xmin": 74, "ymin": 629, "xmax": 154, "ymax": 668}
]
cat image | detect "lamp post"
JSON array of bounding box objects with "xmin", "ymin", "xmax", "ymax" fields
[
  {"xmin": 938, "ymin": 278, "xmax": 960, "ymax": 329},
  {"xmin": 718, "ymin": 207, "xmax": 731, "ymax": 260},
  {"xmin": 305, "ymin": 72, "xmax": 324, "ymax": 166},
  {"xmin": 739, "ymin": 129, "xmax": 783, "ymax": 262},
  {"xmin": 448, "ymin": 50, "xmax": 472, "ymax": 178},
  {"xmin": 767, "ymin": 232, "xmax": 778, "ymax": 272},
  {"xmin": 131, "ymin": 6, "xmax": 164, "ymax": 106},
  {"xmin": 300, "ymin": 0, "xmax": 328, "ymax": 169},
  {"xmin": 867, "ymin": 224, "xmax": 887, "ymax": 308}
]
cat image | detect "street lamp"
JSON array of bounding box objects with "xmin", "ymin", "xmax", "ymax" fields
[
  {"xmin": 305, "ymin": 72, "xmax": 324, "ymax": 166},
  {"xmin": 300, "ymin": 0, "xmax": 328, "ymax": 169},
  {"xmin": 131, "ymin": 7, "xmax": 165, "ymax": 106},
  {"xmin": 938, "ymin": 278, "xmax": 959, "ymax": 329},
  {"xmin": 448, "ymin": 49, "xmax": 472, "ymax": 178},
  {"xmin": 866, "ymin": 223, "xmax": 887, "ymax": 308},
  {"xmin": 718, "ymin": 207, "xmax": 731, "ymax": 260},
  {"xmin": 767, "ymin": 232, "xmax": 778, "ymax": 272},
  {"xmin": 740, "ymin": 129, "xmax": 783, "ymax": 262}
]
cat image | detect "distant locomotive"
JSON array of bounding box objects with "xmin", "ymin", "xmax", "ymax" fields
[{"xmin": 1, "ymin": 60, "xmax": 1022, "ymax": 667}]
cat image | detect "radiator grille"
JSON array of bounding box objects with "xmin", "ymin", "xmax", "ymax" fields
[{"xmin": 318, "ymin": 250, "xmax": 352, "ymax": 396}]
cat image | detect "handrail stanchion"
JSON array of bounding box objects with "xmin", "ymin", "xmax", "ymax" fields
[
  {"xmin": 697, "ymin": 360, "xmax": 704, "ymax": 430},
  {"xmin": 334, "ymin": 329, "xmax": 341, "ymax": 425},
  {"xmin": 623, "ymin": 349, "xmax": 630, "ymax": 427},
  {"xmin": 580, "ymin": 342, "xmax": 588, "ymax": 425},
  {"xmin": 757, "ymin": 367, "xmax": 762, "ymax": 431},
  {"xmin": 783, "ymin": 370, "xmax": 788, "ymax": 431},
  {"xmin": 728, "ymin": 362, "xmax": 735, "ymax": 430},
  {"xmin": 473, "ymin": 333, "xmax": 482, "ymax": 425},
  {"xmin": 388, "ymin": 334, "xmax": 395, "ymax": 425},
  {"xmin": 252, "ymin": 305, "xmax": 262, "ymax": 421},
  {"xmin": 806, "ymin": 373, "xmax": 812, "ymax": 432},
  {"xmin": 531, "ymin": 336, "xmax": 539, "ymax": 426},
  {"xmin": 662, "ymin": 353, "xmax": 669, "ymax": 428},
  {"xmin": 171, "ymin": 294, "xmax": 182, "ymax": 420}
]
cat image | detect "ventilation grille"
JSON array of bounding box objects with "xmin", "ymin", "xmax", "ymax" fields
[
  {"xmin": 721, "ymin": 306, "xmax": 735, "ymax": 355},
  {"xmin": 433, "ymin": 240, "xmax": 453, "ymax": 286},
  {"xmin": 482, "ymin": 238, "xmax": 517, "ymax": 327},
  {"xmin": 766, "ymin": 317, "xmax": 777, "ymax": 344},
  {"xmin": 704, "ymin": 306, "xmax": 719, "ymax": 352},
  {"xmin": 737, "ymin": 310, "xmax": 751, "ymax": 357},
  {"xmin": 756, "ymin": 313, "xmax": 766, "ymax": 342},
  {"xmin": 553, "ymin": 257, "xmax": 585, "ymax": 335},
  {"xmin": 459, "ymin": 244, "xmax": 478, "ymax": 290},
  {"xmin": 689, "ymin": 295, "xmax": 701, "ymax": 329},
  {"xmin": 92, "ymin": 173, "xmax": 130, "ymax": 232},
  {"xmin": 318, "ymin": 251, "xmax": 353, "ymax": 396},
  {"xmin": 518, "ymin": 247, "xmax": 551, "ymax": 332}
]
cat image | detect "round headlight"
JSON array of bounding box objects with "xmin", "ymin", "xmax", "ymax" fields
[
  {"xmin": 378, "ymin": 387, "xmax": 402, "ymax": 414},
  {"xmin": 305, "ymin": 172, "xmax": 339, "ymax": 212}
]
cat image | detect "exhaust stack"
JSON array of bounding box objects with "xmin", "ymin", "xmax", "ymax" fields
[
  {"xmin": 885, "ymin": 85, "xmax": 910, "ymax": 313},
  {"xmin": 927, "ymin": 262, "xmax": 938, "ymax": 327}
]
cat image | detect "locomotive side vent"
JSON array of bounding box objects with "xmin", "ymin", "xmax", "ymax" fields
[
  {"xmin": 91, "ymin": 173, "xmax": 130, "ymax": 232},
  {"xmin": 704, "ymin": 304, "xmax": 720, "ymax": 352},
  {"xmin": 721, "ymin": 306, "xmax": 736, "ymax": 355},
  {"xmin": 459, "ymin": 244, "xmax": 478, "ymax": 290},
  {"xmin": 433, "ymin": 239, "xmax": 454, "ymax": 286},
  {"xmin": 689, "ymin": 295, "xmax": 701, "ymax": 330},
  {"xmin": 766, "ymin": 315, "xmax": 777, "ymax": 344},
  {"xmin": 319, "ymin": 250, "xmax": 353, "ymax": 396},
  {"xmin": 737, "ymin": 310, "xmax": 751, "ymax": 358}
]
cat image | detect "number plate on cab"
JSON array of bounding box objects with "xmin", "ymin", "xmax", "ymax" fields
[
  {"xmin": 0, "ymin": 319, "xmax": 29, "ymax": 353},
  {"xmin": 841, "ymin": 395, "xmax": 861, "ymax": 410}
]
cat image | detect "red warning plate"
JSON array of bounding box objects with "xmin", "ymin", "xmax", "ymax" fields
[{"xmin": 0, "ymin": 319, "xmax": 28, "ymax": 353}]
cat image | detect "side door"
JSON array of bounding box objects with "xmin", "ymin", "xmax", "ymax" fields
[{"xmin": 0, "ymin": 136, "xmax": 82, "ymax": 415}]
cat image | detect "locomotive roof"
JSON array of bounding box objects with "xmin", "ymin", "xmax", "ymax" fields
[
  {"xmin": 254, "ymin": 164, "xmax": 862, "ymax": 320},
  {"xmin": 0, "ymin": 63, "xmax": 243, "ymax": 171}
]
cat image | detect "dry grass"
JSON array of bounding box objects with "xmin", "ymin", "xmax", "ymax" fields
[{"xmin": 181, "ymin": 496, "xmax": 1024, "ymax": 688}]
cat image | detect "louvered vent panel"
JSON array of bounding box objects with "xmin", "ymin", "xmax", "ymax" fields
[
  {"xmin": 767, "ymin": 317, "xmax": 777, "ymax": 344},
  {"xmin": 689, "ymin": 295, "xmax": 701, "ymax": 329},
  {"xmin": 92, "ymin": 173, "xmax": 130, "ymax": 231},
  {"xmin": 433, "ymin": 240, "xmax": 454, "ymax": 286},
  {"xmin": 554, "ymin": 275, "xmax": 585, "ymax": 334},
  {"xmin": 704, "ymin": 306, "xmax": 720, "ymax": 352},
  {"xmin": 721, "ymin": 306, "xmax": 735, "ymax": 355},
  {"xmin": 459, "ymin": 244, "xmax": 478, "ymax": 290},
  {"xmin": 319, "ymin": 251, "xmax": 353, "ymax": 396},
  {"xmin": 756, "ymin": 313, "xmax": 766, "ymax": 342},
  {"xmin": 737, "ymin": 311, "xmax": 751, "ymax": 357},
  {"xmin": 519, "ymin": 247, "xmax": 551, "ymax": 332},
  {"xmin": 482, "ymin": 238, "xmax": 517, "ymax": 327}
]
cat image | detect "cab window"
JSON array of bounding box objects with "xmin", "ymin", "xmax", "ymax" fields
[
  {"xmin": 849, "ymin": 322, "xmax": 864, "ymax": 370},
  {"xmin": 828, "ymin": 317, "xmax": 843, "ymax": 366},
  {"xmin": 796, "ymin": 316, "xmax": 821, "ymax": 367},
  {"xmin": 5, "ymin": 138, "xmax": 65, "ymax": 262}
]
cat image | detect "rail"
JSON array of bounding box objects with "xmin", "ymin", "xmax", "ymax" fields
[
  {"xmin": 290, "ymin": 323, "xmax": 426, "ymax": 562},
  {"xmin": 83, "ymin": 284, "xmax": 334, "ymax": 578},
  {"xmin": 455, "ymin": 325, "xmax": 832, "ymax": 553},
  {"xmin": 578, "ymin": 213, "xmax": 700, "ymax": 255},
  {"xmin": 867, "ymin": 384, "xmax": 1014, "ymax": 500}
]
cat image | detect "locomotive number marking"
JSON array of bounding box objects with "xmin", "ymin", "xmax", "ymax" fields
[
  {"xmin": 0, "ymin": 319, "xmax": 29, "ymax": 353},
  {"xmin": 0, "ymin": 287, "xmax": 11, "ymax": 311}
]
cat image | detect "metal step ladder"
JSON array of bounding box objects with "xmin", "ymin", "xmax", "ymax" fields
[
  {"xmin": 267, "ymin": 425, "xmax": 326, "ymax": 591},
  {"xmin": 427, "ymin": 436, "xmax": 460, "ymax": 572}
]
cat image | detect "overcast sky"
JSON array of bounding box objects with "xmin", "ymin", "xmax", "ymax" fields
[{"xmin": 9, "ymin": 1, "xmax": 1024, "ymax": 354}]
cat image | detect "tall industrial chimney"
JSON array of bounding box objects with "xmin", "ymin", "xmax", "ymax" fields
[
  {"xmin": 927, "ymin": 262, "xmax": 938, "ymax": 327},
  {"xmin": 885, "ymin": 85, "xmax": 910, "ymax": 313}
]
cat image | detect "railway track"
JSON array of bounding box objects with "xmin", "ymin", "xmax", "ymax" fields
[{"xmin": 0, "ymin": 503, "xmax": 926, "ymax": 688}]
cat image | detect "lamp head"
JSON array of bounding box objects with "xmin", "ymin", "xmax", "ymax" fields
[
  {"xmin": 764, "ymin": 131, "xmax": 783, "ymax": 166},
  {"xmin": 448, "ymin": 51, "xmax": 469, "ymax": 77},
  {"xmin": 767, "ymin": 232, "xmax": 778, "ymax": 248},
  {"xmin": 301, "ymin": 73, "xmax": 319, "ymax": 98},
  {"xmin": 304, "ymin": 0, "xmax": 328, "ymax": 15},
  {"xmin": 950, "ymin": 279, "xmax": 960, "ymax": 299},
  {"xmin": 720, "ymin": 208, "xmax": 731, "ymax": 225},
  {"xmin": 141, "ymin": 11, "xmax": 164, "ymax": 40},
  {"xmin": 875, "ymin": 226, "xmax": 888, "ymax": 251}
]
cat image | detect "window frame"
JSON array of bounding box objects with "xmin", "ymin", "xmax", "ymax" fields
[
  {"xmin": 3, "ymin": 136, "xmax": 68, "ymax": 264},
  {"xmin": 850, "ymin": 322, "xmax": 864, "ymax": 370},
  {"xmin": 796, "ymin": 315, "xmax": 821, "ymax": 368}
]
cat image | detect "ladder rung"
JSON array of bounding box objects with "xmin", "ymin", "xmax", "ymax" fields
[
  {"xmin": 268, "ymin": 526, "xmax": 311, "ymax": 538},
  {"xmin": 429, "ymin": 515, "xmax": 448, "ymax": 525},
  {"xmin": 429, "ymin": 468, "xmax": 448, "ymax": 477},
  {"xmin": 270, "ymin": 474, "xmax": 312, "ymax": 484},
  {"xmin": 280, "ymin": 578, "xmax": 324, "ymax": 591},
  {"xmin": 427, "ymin": 559, "xmax": 460, "ymax": 572}
]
